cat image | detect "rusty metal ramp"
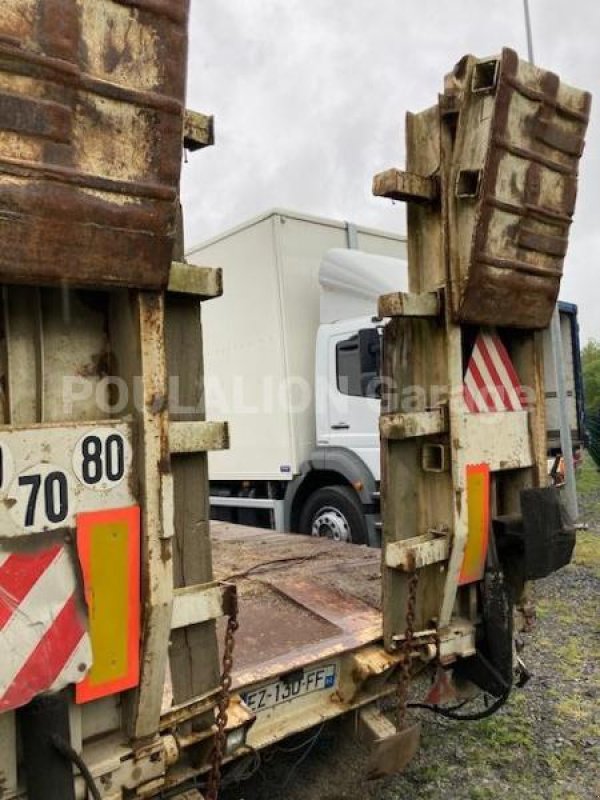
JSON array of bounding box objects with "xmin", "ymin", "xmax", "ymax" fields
[{"xmin": 211, "ymin": 522, "xmax": 382, "ymax": 689}]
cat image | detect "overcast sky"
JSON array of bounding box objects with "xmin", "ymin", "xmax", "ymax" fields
[{"xmin": 181, "ymin": 0, "xmax": 600, "ymax": 342}]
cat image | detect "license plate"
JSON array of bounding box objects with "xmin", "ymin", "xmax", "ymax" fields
[{"xmin": 242, "ymin": 664, "xmax": 337, "ymax": 713}]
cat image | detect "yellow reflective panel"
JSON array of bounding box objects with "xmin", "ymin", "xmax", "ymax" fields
[
  {"xmin": 76, "ymin": 506, "xmax": 140, "ymax": 703},
  {"xmin": 460, "ymin": 465, "xmax": 490, "ymax": 585}
]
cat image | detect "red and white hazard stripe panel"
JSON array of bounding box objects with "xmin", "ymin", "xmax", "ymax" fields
[
  {"xmin": 464, "ymin": 330, "xmax": 526, "ymax": 413},
  {"xmin": 0, "ymin": 543, "xmax": 92, "ymax": 712}
]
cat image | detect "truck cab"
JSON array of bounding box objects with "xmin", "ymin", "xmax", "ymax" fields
[{"xmin": 297, "ymin": 316, "xmax": 383, "ymax": 544}]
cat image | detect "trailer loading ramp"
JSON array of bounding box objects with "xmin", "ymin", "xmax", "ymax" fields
[{"xmin": 209, "ymin": 522, "xmax": 395, "ymax": 751}]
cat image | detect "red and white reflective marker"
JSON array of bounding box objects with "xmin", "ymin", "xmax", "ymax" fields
[
  {"xmin": 464, "ymin": 330, "xmax": 526, "ymax": 413},
  {"xmin": 0, "ymin": 543, "xmax": 92, "ymax": 712}
]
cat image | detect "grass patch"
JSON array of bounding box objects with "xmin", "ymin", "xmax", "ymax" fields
[
  {"xmin": 536, "ymin": 596, "xmax": 579, "ymax": 625},
  {"xmin": 556, "ymin": 637, "xmax": 586, "ymax": 673},
  {"xmin": 572, "ymin": 531, "xmax": 600, "ymax": 573},
  {"xmin": 469, "ymin": 788, "xmax": 496, "ymax": 800},
  {"xmin": 575, "ymin": 453, "xmax": 600, "ymax": 496},
  {"xmin": 555, "ymin": 694, "xmax": 591, "ymax": 724},
  {"xmin": 576, "ymin": 452, "xmax": 600, "ymax": 528},
  {"xmin": 545, "ymin": 743, "xmax": 585, "ymax": 774},
  {"xmin": 463, "ymin": 694, "xmax": 536, "ymax": 769}
]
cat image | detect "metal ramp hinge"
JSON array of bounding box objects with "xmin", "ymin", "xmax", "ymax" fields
[
  {"xmin": 438, "ymin": 620, "xmax": 477, "ymax": 663},
  {"xmin": 391, "ymin": 619, "xmax": 476, "ymax": 665}
]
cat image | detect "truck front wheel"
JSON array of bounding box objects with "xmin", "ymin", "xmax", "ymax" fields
[{"xmin": 298, "ymin": 485, "xmax": 368, "ymax": 545}]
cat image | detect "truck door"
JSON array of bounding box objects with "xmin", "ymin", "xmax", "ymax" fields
[{"xmin": 326, "ymin": 323, "xmax": 381, "ymax": 477}]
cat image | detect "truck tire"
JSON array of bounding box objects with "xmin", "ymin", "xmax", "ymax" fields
[{"xmin": 298, "ymin": 485, "xmax": 368, "ymax": 545}]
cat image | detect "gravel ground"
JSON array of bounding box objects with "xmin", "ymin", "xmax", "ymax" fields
[{"xmin": 222, "ymin": 459, "xmax": 600, "ymax": 800}]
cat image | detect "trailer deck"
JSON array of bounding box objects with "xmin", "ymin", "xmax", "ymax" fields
[{"xmin": 211, "ymin": 522, "xmax": 383, "ymax": 690}]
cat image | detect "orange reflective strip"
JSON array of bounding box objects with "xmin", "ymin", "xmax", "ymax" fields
[
  {"xmin": 459, "ymin": 464, "xmax": 490, "ymax": 585},
  {"xmin": 75, "ymin": 506, "xmax": 140, "ymax": 704}
]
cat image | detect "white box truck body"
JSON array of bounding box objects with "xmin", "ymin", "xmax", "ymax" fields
[
  {"xmin": 187, "ymin": 209, "xmax": 584, "ymax": 545},
  {"xmin": 187, "ymin": 209, "xmax": 407, "ymax": 544}
]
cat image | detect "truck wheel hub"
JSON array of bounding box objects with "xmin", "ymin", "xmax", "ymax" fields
[{"xmin": 311, "ymin": 507, "xmax": 351, "ymax": 542}]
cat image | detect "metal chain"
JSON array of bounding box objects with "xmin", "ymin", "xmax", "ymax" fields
[
  {"xmin": 206, "ymin": 595, "xmax": 239, "ymax": 800},
  {"xmin": 434, "ymin": 620, "xmax": 442, "ymax": 664},
  {"xmin": 395, "ymin": 560, "xmax": 419, "ymax": 730}
]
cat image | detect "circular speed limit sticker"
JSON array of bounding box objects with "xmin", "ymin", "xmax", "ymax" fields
[
  {"xmin": 72, "ymin": 428, "xmax": 132, "ymax": 491},
  {"xmin": 10, "ymin": 463, "xmax": 75, "ymax": 531}
]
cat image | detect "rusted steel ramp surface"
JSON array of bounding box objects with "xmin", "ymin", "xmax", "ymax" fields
[
  {"xmin": 211, "ymin": 522, "xmax": 382, "ymax": 689},
  {"xmin": 0, "ymin": 0, "xmax": 189, "ymax": 290}
]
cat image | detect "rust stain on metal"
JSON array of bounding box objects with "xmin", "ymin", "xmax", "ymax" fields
[
  {"xmin": 447, "ymin": 48, "xmax": 591, "ymax": 329},
  {"xmin": 160, "ymin": 539, "xmax": 172, "ymax": 564},
  {"xmin": 77, "ymin": 348, "xmax": 112, "ymax": 379},
  {"xmin": 0, "ymin": 0, "xmax": 190, "ymax": 290},
  {"xmin": 159, "ymin": 688, "xmax": 221, "ymax": 732},
  {"xmin": 454, "ymin": 488, "xmax": 463, "ymax": 517},
  {"xmin": 149, "ymin": 393, "xmax": 167, "ymax": 414},
  {"xmin": 350, "ymin": 646, "xmax": 400, "ymax": 684}
]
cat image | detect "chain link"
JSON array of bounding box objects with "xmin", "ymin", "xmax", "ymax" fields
[
  {"xmin": 434, "ymin": 621, "xmax": 442, "ymax": 664},
  {"xmin": 206, "ymin": 594, "xmax": 239, "ymax": 800},
  {"xmin": 395, "ymin": 560, "xmax": 419, "ymax": 730}
]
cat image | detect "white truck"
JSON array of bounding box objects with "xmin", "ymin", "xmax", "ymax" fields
[{"xmin": 188, "ymin": 208, "xmax": 585, "ymax": 546}]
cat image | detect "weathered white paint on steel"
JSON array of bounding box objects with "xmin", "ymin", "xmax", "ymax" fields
[
  {"xmin": 171, "ymin": 584, "xmax": 226, "ymax": 630},
  {"xmin": 113, "ymin": 292, "xmax": 175, "ymax": 740}
]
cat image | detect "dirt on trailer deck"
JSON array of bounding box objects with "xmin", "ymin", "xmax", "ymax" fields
[
  {"xmin": 212, "ymin": 522, "xmax": 381, "ymax": 608},
  {"xmin": 211, "ymin": 522, "xmax": 382, "ymax": 685},
  {"xmin": 220, "ymin": 461, "xmax": 600, "ymax": 800}
]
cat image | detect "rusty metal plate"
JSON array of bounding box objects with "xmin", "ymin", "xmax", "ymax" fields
[
  {"xmin": 367, "ymin": 721, "xmax": 422, "ymax": 779},
  {"xmin": 447, "ymin": 48, "xmax": 591, "ymax": 329},
  {"xmin": 210, "ymin": 522, "xmax": 382, "ymax": 689},
  {"xmin": 0, "ymin": 0, "xmax": 189, "ymax": 289}
]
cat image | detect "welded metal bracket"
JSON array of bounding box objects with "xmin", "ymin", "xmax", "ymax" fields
[
  {"xmin": 373, "ymin": 168, "xmax": 439, "ymax": 204},
  {"xmin": 169, "ymin": 421, "xmax": 230, "ymax": 454},
  {"xmin": 385, "ymin": 531, "xmax": 450, "ymax": 571},
  {"xmin": 183, "ymin": 109, "xmax": 215, "ymax": 150},
  {"xmin": 380, "ymin": 408, "xmax": 448, "ymax": 439},
  {"xmin": 378, "ymin": 290, "xmax": 441, "ymax": 319},
  {"xmin": 392, "ymin": 619, "xmax": 476, "ymax": 665},
  {"xmin": 358, "ymin": 706, "xmax": 422, "ymax": 780},
  {"xmin": 171, "ymin": 582, "xmax": 237, "ymax": 631},
  {"xmin": 168, "ymin": 261, "xmax": 223, "ymax": 299}
]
